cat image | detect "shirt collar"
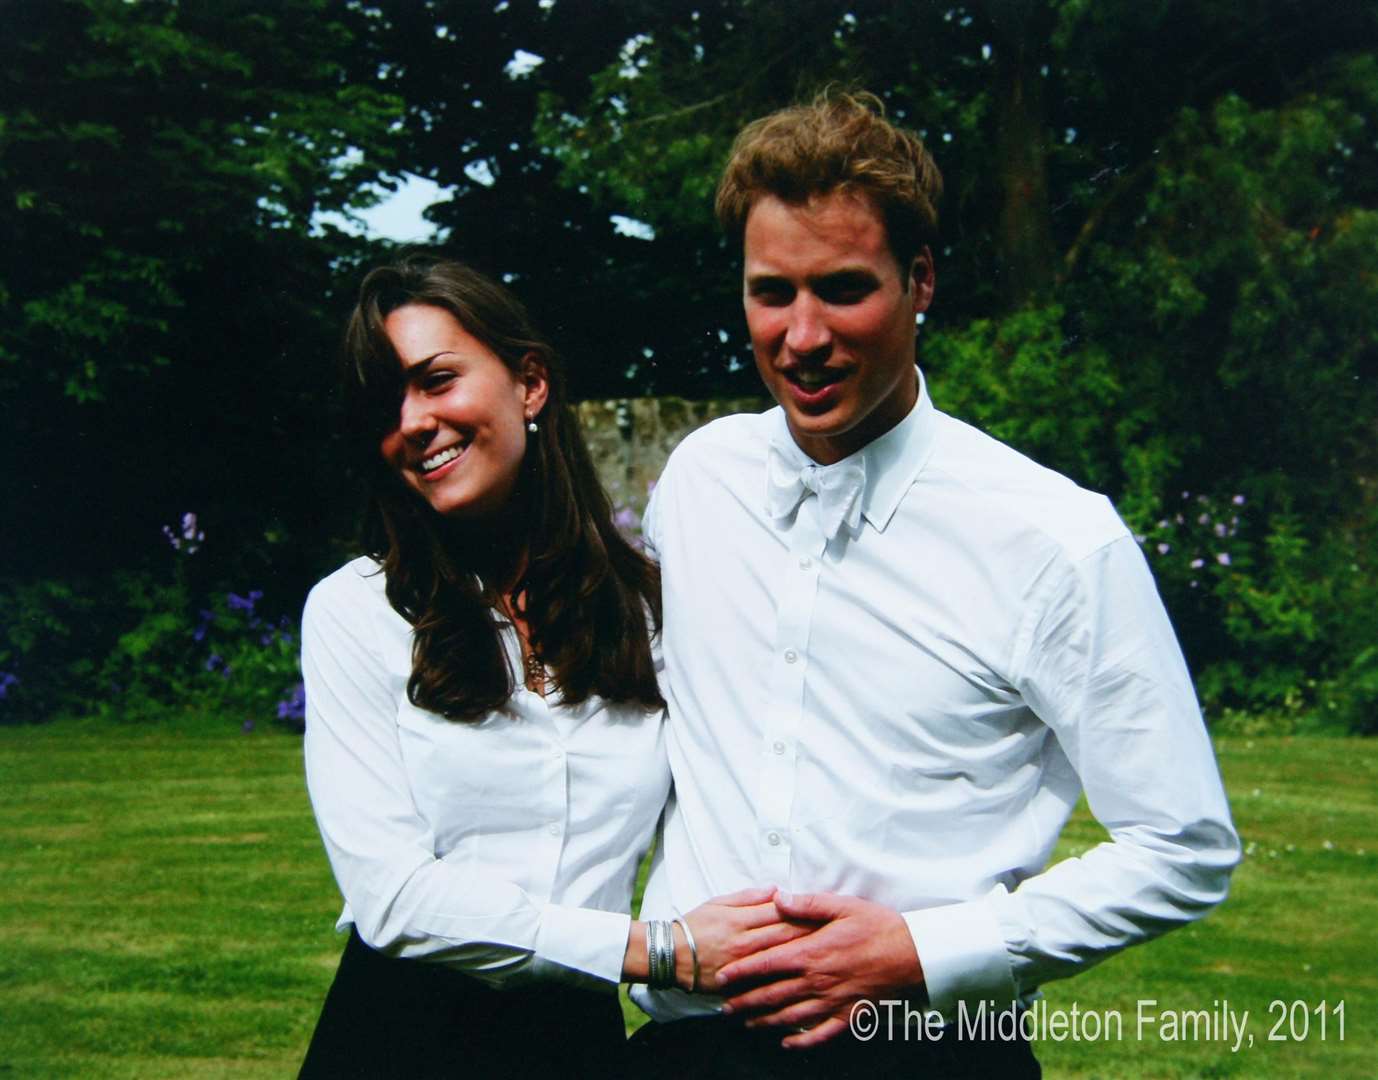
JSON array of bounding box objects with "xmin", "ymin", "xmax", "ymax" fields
[{"xmin": 767, "ymin": 367, "xmax": 937, "ymax": 534}]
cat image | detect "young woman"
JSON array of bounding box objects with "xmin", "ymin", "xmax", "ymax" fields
[{"xmin": 297, "ymin": 258, "xmax": 793, "ymax": 1077}]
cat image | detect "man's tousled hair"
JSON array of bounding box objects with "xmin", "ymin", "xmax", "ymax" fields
[{"xmin": 715, "ymin": 89, "xmax": 943, "ymax": 271}]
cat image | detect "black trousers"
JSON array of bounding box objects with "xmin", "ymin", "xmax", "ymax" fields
[
  {"xmin": 298, "ymin": 928, "xmax": 626, "ymax": 1079},
  {"xmin": 626, "ymin": 1014, "xmax": 1042, "ymax": 1079}
]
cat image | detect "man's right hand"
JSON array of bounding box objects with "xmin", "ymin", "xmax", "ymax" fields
[{"xmin": 715, "ymin": 890, "xmax": 925, "ymax": 1048}]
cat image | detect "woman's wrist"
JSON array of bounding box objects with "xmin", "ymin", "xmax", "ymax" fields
[
  {"xmin": 622, "ymin": 918, "xmax": 696, "ymax": 991},
  {"xmin": 622, "ymin": 919, "xmax": 650, "ymax": 982}
]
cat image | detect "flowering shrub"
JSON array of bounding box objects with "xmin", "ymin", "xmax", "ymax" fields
[
  {"xmin": 190, "ymin": 585, "xmax": 304, "ymax": 732},
  {"xmin": 610, "ymin": 483, "xmax": 654, "ymax": 552},
  {"xmin": 1132, "ymin": 491, "xmax": 1378, "ymax": 731},
  {"xmin": 0, "ymin": 578, "xmax": 103, "ymax": 723},
  {"xmin": 2, "ymin": 512, "xmax": 305, "ymax": 730}
]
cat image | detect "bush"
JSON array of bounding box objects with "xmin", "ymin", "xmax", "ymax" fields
[
  {"xmin": 1, "ymin": 513, "xmax": 304, "ymax": 730},
  {"xmin": 926, "ymin": 295, "xmax": 1378, "ymax": 733},
  {"xmin": 0, "ymin": 578, "xmax": 102, "ymax": 723}
]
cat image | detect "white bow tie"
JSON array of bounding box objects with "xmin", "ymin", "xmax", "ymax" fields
[{"xmin": 765, "ymin": 442, "xmax": 866, "ymax": 540}]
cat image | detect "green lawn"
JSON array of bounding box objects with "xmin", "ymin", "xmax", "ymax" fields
[{"xmin": 1, "ymin": 723, "xmax": 1374, "ymax": 1077}]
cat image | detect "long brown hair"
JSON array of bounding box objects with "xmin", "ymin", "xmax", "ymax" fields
[{"xmin": 342, "ymin": 256, "xmax": 662, "ymax": 720}]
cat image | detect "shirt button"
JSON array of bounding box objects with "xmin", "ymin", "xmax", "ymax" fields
[
  {"xmin": 548, "ymin": 823, "xmax": 561, "ymax": 836},
  {"xmin": 766, "ymin": 831, "xmax": 781, "ymax": 846},
  {"xmin": 783, "ymin": 649, "xmax": 798, "ymax": 664},
  {"xmin": 798, "ymin": 556, "xmax": 813, "ymax": 570},
  {"xmin": 772, "ymin": 740, "xmax": 786, "ymax": 755}
]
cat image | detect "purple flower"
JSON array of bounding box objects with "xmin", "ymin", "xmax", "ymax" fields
[
  {"xmin": 227, "ymin": 589, "xmax": 263, "ymax": 613},
  {"xmin": 1214, "ymin": 522, "xmax": 1228, "ymax": 538},
  {"xmin": 1232, "ymin": 494, "xmax": 1246, "ymax": 506},
  {"xmin": 276, "ymin": 682, "xmax": 307, "ymax": 722},
  {"xmin": 1197, "ymin": 513, "xmax": 1211, "ymax": 525},
  {"xmin": 205, "ymin": 653, "xmax": 223, "ymax": 672},
  {"xmin": 1190, "ymin": 558, "xmax": 1205, "ymax": 569},
  {"xmin": 193, "ymin": 609, "xmax": 215, "ymax": 643},
  {"xmin": 242, "ymin": 718, "xmax": 256, "ymax": 733},
  {"xmin": 1157, "ymin": 542, "xmax": 1171, "ymax": 555},
  {"xmin": 1216, "ymin": 552, "xmax": 1232, "ymax": 566},
  {"xmin": 163, "ymin": 512, "xmax": 204, "ymax": 555},
  {"xmin": 259, "ymin": 632, "xmax": 276, "ymax": 646},
  {"xmin": 0, "ymin": 671, "xmax": 18, "ymax": 699}
]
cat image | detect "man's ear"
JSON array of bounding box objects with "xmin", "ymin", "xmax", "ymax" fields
[
  {"xmin": 520, "ymin": 352, "xmax": 550, "ymax": 418},
  {"xmin": 908, "ymin": 246, "xmax": 936, "ymax": 316}
]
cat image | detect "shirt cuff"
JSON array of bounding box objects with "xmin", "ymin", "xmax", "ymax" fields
[
  {"xmin": 904, "ymin": 894, "xmax": 1017, "ymax": 1022},
  {"xmin": 534, "ymin": 903, "xmax": 631, "ymax": 985}
]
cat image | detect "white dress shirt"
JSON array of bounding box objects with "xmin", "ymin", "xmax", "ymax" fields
[
  {"xmin": 632, "ymin": 370, "xmax": 1240, "ymax": 1022},
  {"xmin": 301, "ymin": 556, "xmax": 670, "ymax": 987}
]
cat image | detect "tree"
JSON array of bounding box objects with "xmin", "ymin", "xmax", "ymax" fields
[
  {"xmin": 1, "ymin": 0, "xmax": 404, "ymax": 583},
  {"xmin": 528, "ymin": 0, "xmax": 1378, "ymax": 722}
]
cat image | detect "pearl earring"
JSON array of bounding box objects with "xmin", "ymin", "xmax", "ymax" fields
[{"xmin": 526, "ymin": 417, "xmax": 539, "ymax": 434}]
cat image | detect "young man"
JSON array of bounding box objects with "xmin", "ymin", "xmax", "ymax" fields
[{"xmin": 629, "ymin": 92, "xmax": 1239, "ymax": 1077}]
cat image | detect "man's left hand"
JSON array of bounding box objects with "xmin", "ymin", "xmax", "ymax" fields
[{"xmin": 715, "ymin": 891, "xmax": 924, "ymax": 1049}]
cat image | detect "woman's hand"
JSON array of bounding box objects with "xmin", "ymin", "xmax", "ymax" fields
[{"xmin": 676, "ymin": 887, "xmax": 815, "ymax": 992}]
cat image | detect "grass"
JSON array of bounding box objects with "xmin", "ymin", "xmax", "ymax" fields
[{"xmin": 1, "ymin": 722, "xmax": 1374, "ymax": 1077}]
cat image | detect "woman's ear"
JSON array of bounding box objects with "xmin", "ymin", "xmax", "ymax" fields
[{"xmin": 520, "ymin": 352, "xmax": 550, "ymax": 419}]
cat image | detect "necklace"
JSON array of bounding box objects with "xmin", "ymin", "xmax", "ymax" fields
[
  {"xmin": 522, "ymin": 641, "xmax": 547, "ymax": 696},
  {"xmin": 499, "ymin": 591, "xmax": 547, "ymax": 696}
]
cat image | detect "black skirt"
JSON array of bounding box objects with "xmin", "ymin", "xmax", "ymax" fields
[{"xmin": 299, "ymin": 928, "xmax": 627, "ymax": 1079}]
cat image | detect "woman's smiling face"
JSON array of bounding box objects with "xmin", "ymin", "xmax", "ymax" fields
[{"xmin": 377, "ymin": 303, "xmax": 547, "ymax": 520}]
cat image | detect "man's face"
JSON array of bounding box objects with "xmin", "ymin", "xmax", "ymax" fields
[{"xmin": 743, "ymin": 191, "xmax": 933, "ymax": 465}]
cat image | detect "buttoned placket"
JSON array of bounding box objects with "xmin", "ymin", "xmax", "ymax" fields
[
  {"xmin": 506, "ymin": 625, "xmax": 569, "ymax": 902},
  {"xmin": 755, "ymin": 491, "xmax": 829, "ymax": 884}
]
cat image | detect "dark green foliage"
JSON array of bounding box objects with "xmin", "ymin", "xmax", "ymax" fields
[
  {"xmin": 0, "ymin": 578, "xmax": 101, "ymax": 722},
  {"xmin": 4, "ymin": 0, "xmax": 1377, "ymax": 730},
  {"xmin": 924, "ymin": 304, "xmax": 1123, "ymax": 491},
  {"xmin": 1, "ymin": 0, "xmax": 402, "ymax": 588},
  {"xmin": 0, "ymin": 568, "xmax": 304, "ymax": 730}
]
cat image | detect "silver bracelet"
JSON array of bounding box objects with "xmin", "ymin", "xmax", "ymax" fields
[
  {"xmin": 646, "ymin": 919, "xmax": 677, "ymax": 989},
  {"xmin": 644, "ymin": 919, "xmax": 659, "ymax": 988},
  {"xmin": 652, "ymin": 920, "xmax": 668, "ymax": 988},
  {"xmin": 657, "ymin": 919, "xmax": 677, "ymax": 989},
  {"xmin": 672, "ymin": 910, "xmax": 699, "ymax": 993},
  {"xmin": 646, "ymin": 920, "xmax": 662, "ymax": 988}
]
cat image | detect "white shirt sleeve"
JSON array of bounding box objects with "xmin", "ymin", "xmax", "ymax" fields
[
  {"xmin": 300, "ymin": 574, "xmax": 631, "ymax": 986},
  {"xmin": 906, "ymin": 535, "xmax": 1240, "ymax": 1019}
]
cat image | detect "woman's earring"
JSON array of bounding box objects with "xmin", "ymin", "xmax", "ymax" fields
[{"xmin": 526, "ymin": 415, "xmax": 539, "ymax": 434}]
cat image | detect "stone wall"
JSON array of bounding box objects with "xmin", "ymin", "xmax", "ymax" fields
[{"xmin": 575, "ymin": 396, "xmax": 769, "ymax": 521}]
